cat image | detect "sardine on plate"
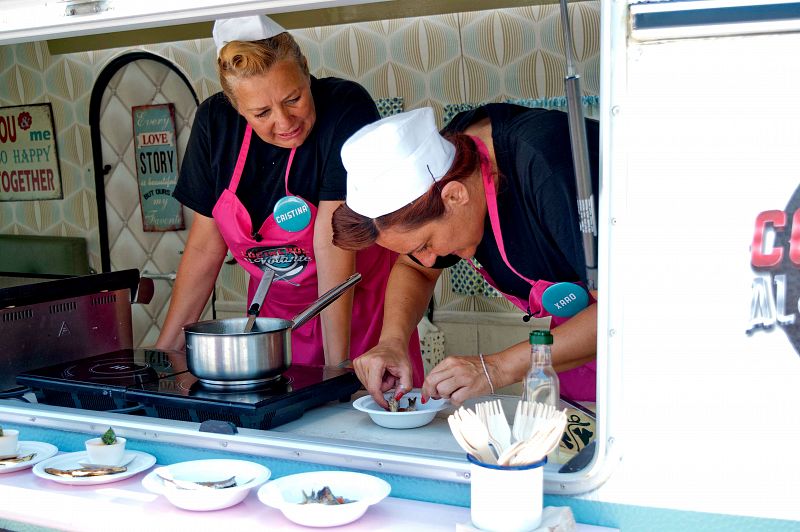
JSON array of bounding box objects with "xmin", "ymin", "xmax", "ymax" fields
[
  {"xmin": 44, "ymin": 466, "xmax": 127, "ymax": 478},
  {"xmin": 158, "ymin": 473, "xmax": 238, "ymax": 490},
  {"xmin": 0, "ymin": 453, "xmax": 36, "ymax": 466}
]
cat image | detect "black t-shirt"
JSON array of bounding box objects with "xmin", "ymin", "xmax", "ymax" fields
[
  {"xmin": 174, "ymin": 77, "xmax": 379, "ymax": 228},
  {"xmin": 440, "ymin": 103, "xmax": 600, "ymax": 300}
]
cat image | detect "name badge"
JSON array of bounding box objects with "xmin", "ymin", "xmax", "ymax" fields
[
  {"xmin": 273, "ymin": 196, "xmax": 311, "ymax": 232},
  {"xmin": 542, "ymin": 282, "xmax": 589, "ymax": 318}
]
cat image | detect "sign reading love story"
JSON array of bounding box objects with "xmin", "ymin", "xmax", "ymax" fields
[
  {"xmin": 131, "ymin": 103, "xmax": 184, "ymax": 231},
  {"xmin": 0, "ymin": 103, "xmax": 63, "ymax": 201}
]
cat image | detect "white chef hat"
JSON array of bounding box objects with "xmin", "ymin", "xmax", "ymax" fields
[
  {"xmin": 212, "ymin": 14, "xmax": 286, "ymax": 56},
  {"xmin": 342, "ymin": 107, "xmax": 456, "ymax": 218}
]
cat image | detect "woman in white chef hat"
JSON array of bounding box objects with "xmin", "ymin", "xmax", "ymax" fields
[
  {"xmin": 156, "ymin": 14, "xmax": 424, "ymax": 382},
  {"xmin": 332, "ymin": 105, "xmax": 598, "ymax": 407}
]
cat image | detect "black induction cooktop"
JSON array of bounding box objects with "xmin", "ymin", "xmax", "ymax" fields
[{"xmin": 16, "ymin": 348, "xmax": 361, "ymax": 430}]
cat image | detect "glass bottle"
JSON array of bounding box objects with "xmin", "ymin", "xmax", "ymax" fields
[{"xmin": 523, "ymin": 330, "xmax": 560, "ymax": 407}]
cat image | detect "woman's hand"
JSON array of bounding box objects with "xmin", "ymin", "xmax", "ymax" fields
[
  {"xmin": 422, "ymin": 355, "xmax": 493, "ymax": 406},
  {"xmin": 353, "ymin": 336, "xmax": 413, "ymax": 409},
  {"xmin": 352, "ymin": 255, "xmax": 441, "ymax": 409}
]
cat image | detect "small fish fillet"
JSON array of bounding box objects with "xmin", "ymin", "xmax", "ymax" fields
[
  {"xmin": 0, "ymin": 453, "xmax": 36, "ymax": 466},
  {"xmin": 158, "ymin": 474, "xmax": 238, "ymax": 490},
  {"xmin": 195, "ymin": 476, "xmax": 237, "ymax": 488},
  {"xmin": 44, "ymin": 466, "xmax": 127, "ymax": 478}
]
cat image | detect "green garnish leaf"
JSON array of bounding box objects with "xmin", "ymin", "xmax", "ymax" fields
[{"xmin": 101, "ymin": 427, "xmax": 117, "ymax": 445}]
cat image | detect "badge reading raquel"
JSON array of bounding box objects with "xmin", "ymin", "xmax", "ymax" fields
[{"xmin": 273, "ymin": 196, "xmax": 311, "ymax": 232}]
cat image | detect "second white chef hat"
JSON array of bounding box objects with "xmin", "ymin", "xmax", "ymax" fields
[{"xmin": 341, "ymin": 107, "xmax": 456, "ymax": 219}]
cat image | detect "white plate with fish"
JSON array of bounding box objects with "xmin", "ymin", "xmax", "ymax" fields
[
  {"xmin": 352, "ymin": 391, "xmax": 449, "ymax": 429},
  {"xmin": 141, "ymin": 459, "xmax": 271, "ymax": 511},
  {"xmin": 258, "ymin": 470, "xmax": 391, "ymax": 527},
  {"xmin": 33, "ymin": 450, "xmax": 156, "ymax": 485},
  {"xmin": 0, "ymin": 441, "xmax": 58, "ymax": 474}
]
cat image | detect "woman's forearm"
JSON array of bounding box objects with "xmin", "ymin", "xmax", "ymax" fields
[
  {"xmin": 486, "ymin": 302, "xmax": 598, "ymax": 388},
  {"xmin": 314, "ymin": 201, "xmax": 355, "ymax": 366},
  {"xmin": 551, "ymin": 303, "xmax": 597, "ymax": 372},
  {"xmin": 155, "ymin": 214, "xmax": 227, "ymax": 352},
  {"xmin": 379, "ymin": 256, "xmax": 440, "ymax": 346},
  {"xmin": 485, "ymin": 342, "xmax": 530, "ymax": 390}
]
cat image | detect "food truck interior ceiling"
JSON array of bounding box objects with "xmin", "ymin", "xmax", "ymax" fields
[{"xmin": 0, "ymin": 0, "xmax": 563, "ymax": 52}]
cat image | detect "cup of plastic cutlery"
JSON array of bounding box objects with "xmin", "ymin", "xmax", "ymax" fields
[{"xmin": 467, "ymin": 452, "xmax": 546, "ymax": 532}]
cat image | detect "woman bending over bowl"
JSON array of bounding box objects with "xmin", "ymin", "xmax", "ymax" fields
[{"xmin": 332, "ymin": 105, "xmax": 598, "ymax": 408}]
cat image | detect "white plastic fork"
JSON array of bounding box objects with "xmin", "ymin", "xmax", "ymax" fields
[
  {"xmin": 508, "ymin": 412, "xmax": 567, "ymax": 466},
  {"xmin": 454, "ymin": 407, "xmax": 496, "ymax": 465},
  {"xmin": 511, "ymin": 400, "xmax": 528, "ymax": 442},
  {"xmin": 513, "ymin": 400, "xmax": 557, "ymax": 442},
  {"xmin": 483, "ymin": 400, "xmax": 512, "ymax": 453},
  {"xmin": 475, "ymin": 402, "xmax": 502, "ymax": 456},
  {"xmin": 447, "ymin": 414, "xmax": 482, "ymax": 459}
]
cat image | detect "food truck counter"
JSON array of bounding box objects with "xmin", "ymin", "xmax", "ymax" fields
[{"xmin": 0, "ymin": 398, "xmax": 613, "ymax": 532}]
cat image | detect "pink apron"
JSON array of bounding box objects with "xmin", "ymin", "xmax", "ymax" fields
[
  {"xmin": 469, "ymin": 136, "xmax": 596, "ymax": 401},
  {"xmin": 212, "ymin": 125, "xmax": 423, "ymax": 384}
]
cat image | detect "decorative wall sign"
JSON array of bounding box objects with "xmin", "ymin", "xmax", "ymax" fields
[
  {"xmin": 0, "ymin": 103, "xmax": 63, "ymax": 201},
  {"xmin": 131, "ymin": 103, "xmax": 184, "ymax": 231}
]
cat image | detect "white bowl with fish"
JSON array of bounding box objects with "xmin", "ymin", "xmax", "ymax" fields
[
  {"xmin": 352, "ymin": 390, "xmax": 449, "ymax": 429},
  {"xmin": 141, "ymin": 458, "xmax": 271, "ymax": 511},
  {"xmin": 258, "ymin": 470, "xmax": 391, "ymax": 527}
]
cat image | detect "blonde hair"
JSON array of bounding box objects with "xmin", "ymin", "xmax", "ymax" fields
[{"xmin": 217, "ymin": 32, "xmax": 309, "ymax": 107}]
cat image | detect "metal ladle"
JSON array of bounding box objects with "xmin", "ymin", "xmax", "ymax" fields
[{"xmin": 243, "ymin": 269, "xmax": 275, "ymax": 333}]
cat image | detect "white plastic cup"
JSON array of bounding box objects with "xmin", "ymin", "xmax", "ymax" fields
[
  {"xmin": 468, "ymin": 453, "xmax": 546, "ymax": 532},
  {"xmin": 0, "ymin": 429, "xmax": 19, "ymax": 458},
  {"xmin": 85, "ymin": 436, "xmax": 127, "ymax": 465}
]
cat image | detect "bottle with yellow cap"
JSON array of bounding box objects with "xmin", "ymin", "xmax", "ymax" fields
[{"xmin": 522, "ymin": 330, "xmax": 560, "ymax": 406}]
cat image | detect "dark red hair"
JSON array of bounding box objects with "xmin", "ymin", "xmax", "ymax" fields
[{"xmin": 332, "ymin": 133, "xmax": 483, "ymax": 251}]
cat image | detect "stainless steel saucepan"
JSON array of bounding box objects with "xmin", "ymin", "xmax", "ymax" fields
[{"xmin": 183, "ymin": 273, "xmax": 361, "ymax": 387}]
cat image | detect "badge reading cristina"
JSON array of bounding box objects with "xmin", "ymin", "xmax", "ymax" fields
[
  {"xmin": 132, "ymin": 103, "xmax": 184, "ymax": 231},
  {"xmin": 0, "ymin": 103, "xmax": 63, "ymax": 201}
]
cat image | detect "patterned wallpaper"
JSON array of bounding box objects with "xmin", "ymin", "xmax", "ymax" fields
[{"xmin": 0, "ymin": 3, "xmax": 601, "ymax": 337}]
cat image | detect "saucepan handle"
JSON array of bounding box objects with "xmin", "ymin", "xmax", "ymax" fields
[{"xmin": 291, "ymin": 273, "xmax": 362, "ymax": 330}]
